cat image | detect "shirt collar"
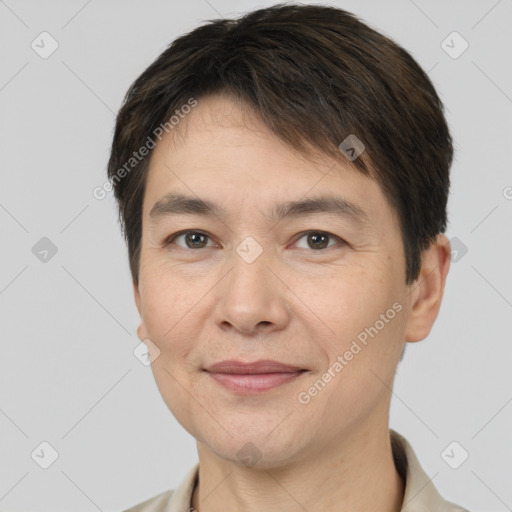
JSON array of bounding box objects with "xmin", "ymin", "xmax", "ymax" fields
[{"xmin": 389, "ymin": 430, "xmax": 467, "ymax": 511}]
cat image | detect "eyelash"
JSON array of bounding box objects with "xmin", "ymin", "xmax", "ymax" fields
[{"xmin": 164, "ymin": 230, "xmax": 346, "ymax": 251}]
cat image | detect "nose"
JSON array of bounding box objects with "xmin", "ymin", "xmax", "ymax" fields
[{"xmin": 213, "ymin": 248, "xmax": 291, "ymax": 336}]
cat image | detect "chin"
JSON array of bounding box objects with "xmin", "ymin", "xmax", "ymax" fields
[{"xmin": 198, "ymin": 426, "xmax": 306, "ymax": 470}]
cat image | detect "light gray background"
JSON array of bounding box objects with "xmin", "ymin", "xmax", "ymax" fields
[{"xmin": 1, "ymin": 0, "xmax": 511, "ymax": 510}]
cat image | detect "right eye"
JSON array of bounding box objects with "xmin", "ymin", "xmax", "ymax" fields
[{"xmin": 164, "ymin": 230, "xmax": 216, "ymax": 250}]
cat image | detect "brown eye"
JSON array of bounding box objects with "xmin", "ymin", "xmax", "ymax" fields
[
  {"xmin": 295, "ymin": 231, "xmax": 343, "ymax": 250},
  {"xmin": 307, "ymin": 232, "xmax": 329, "ymax": 249},
  {"xmin": 167, "ymin": 231, "xmax": 212, "ymax": 249}
]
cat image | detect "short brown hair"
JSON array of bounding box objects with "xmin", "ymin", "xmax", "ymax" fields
[{"xmin": 107, "ymin": 2, "xmax": 453, "ymax": 286}]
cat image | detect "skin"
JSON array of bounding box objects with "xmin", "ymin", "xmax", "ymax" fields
[{"xmin": 133, "ymin": 94, "xmax": 451, "ymax": 512}]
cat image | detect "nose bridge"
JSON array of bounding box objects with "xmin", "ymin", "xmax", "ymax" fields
[
  {"xmin": 214, "ymin": 238, "xmax": 289, "ymax": 333},
  {"xmin": 227, "ymin": 240, "xmax": 273, "ymax": 303}
]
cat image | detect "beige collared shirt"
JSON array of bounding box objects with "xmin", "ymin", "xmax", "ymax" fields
[{"xmin": 124, "ymin": 429, "xmax": 469, "ymax": 512}]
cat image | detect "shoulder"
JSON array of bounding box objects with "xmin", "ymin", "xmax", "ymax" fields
[
  {"xmin": 123, "ymin": 462, "xmax": 199, "ymax": 512},
  {"xmin": 440, "ymin": 501, "xmax": 471, "ymax": 512},
  {"xmin": 389, "ymin": 430, "xmax": 472, "ymax": 512},
  {"xmin": 122, "ymin": 489, "xmax": 174, "ymax": 512}
]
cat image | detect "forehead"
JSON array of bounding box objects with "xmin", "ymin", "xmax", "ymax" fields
[{"xmin": 143, "ymin": 95, "xmax": 399, "ymax": 232}]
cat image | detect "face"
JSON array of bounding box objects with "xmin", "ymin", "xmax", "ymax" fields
[{"xmin": 133, "ymin": 94, "xmax": 430, "ymax": 468}]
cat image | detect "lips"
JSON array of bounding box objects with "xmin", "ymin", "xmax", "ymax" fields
[
  {"xmin": 204, "ymin": 360, "xmax": 307, "ymax": 394},
  {"xmin": 204, "ymin": 359, "xmax": 306, "ymax": 374}
]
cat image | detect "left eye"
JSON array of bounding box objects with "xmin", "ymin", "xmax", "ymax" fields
[{"xmin": 294, "ymin": 231, "xmax": 343, "ymax": 250}]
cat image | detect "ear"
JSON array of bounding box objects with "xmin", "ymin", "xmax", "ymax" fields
[
  {"xmin": 404, "ymin": 234, "xmax": 451, "ymax": 343},
  {"xmin": 133, "ymin": 279, "xmax": 142, "ymax": 315},
  {"xmin": 133, "ymin": 280, "xmax": 148, "ymax": 341}
]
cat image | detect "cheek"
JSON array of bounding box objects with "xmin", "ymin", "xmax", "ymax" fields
[
  {"xmin": 299, "ymin": 264, "xmax": 394, "ymax": 335},
  {"xmin": 139, "ymin": 273, "xmax": 204, "ymax": 426},
  {"xmin": 300, "ymin": 263, "xmax": 406, "ymax": 379},
  {"xmin": 299, "ymin": 276, "xmax": 405, "ymax": 429},
  {"xmin": 138, "ymin": 269, "xmax": 203, "ymax": 360}
]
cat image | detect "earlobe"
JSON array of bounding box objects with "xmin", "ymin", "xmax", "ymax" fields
[
  {"xmin": 404, "ymin": 234, "xmax": 451, "ymax": 343},
  {"xmin": 136, "ymin": 323, "xmax": 146, "ymax": 341}
]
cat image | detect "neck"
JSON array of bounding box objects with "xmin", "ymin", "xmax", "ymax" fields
[{"xmin": 191, "ymin": 425, "xmax": 405, "ymax": 512}]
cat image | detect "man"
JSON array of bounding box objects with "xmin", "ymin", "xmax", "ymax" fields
[{"xmin": 108, "ymin": 4, "xmax": 469, "ymax": 511}]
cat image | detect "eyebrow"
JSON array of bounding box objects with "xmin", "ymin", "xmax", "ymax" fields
[{"xmin": 149, "ymin": 193, "xmax": 370, "ymax": 226}]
